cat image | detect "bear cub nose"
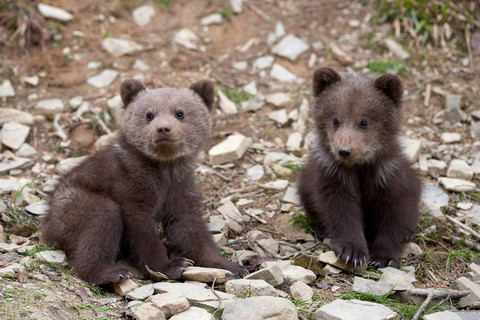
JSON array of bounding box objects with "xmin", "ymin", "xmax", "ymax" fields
[
  {"xmin": 338, "ymin": 146, "xmax": 352, "ymax": 157},
  {"xmin": 157, "ymin": 125, "xmax": 172, "ymax": 135}
]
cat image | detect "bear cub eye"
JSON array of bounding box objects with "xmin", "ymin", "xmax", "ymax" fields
[
  {"xmin": 333, "ymin": 118, "xmax": 340, "ymax": 128},
  {"xmin": 176, "ymin": 111, "xmax": 184, "ymax": 119},
  {"xmin": 146, "ymin": 112, "xmax": 154, "ymax": 121},
  {"xmin": 359, "ymin": 119, "xmax": 368, "ymax": 129}
]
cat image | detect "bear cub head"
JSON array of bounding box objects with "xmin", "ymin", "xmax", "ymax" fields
[
  {"xmin": 312, "ymin": 67, "xmax": 403, "ymax": 166},
  {"xmin": 119, "ymin": 79, "xmax": 214, "ymax": 161}
]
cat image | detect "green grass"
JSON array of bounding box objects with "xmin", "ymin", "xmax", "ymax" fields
[
  {"xmin": 282, "ymin": 162, "xmax": 305, "ymax": 175},
  {"xmin": 367, "ymin": 60, "xmax": 407, "ymax": 75},
  {"xmin": 289, "ymin": 213, "xmax": 316, "ymax": 236},
  {"xmin": 290, "ymin": 299, "xmax": 316, "ymax": 320},
  {"xmin": 221, "ymin": 88, "xmax": 252, "ymax": 105},
  {"xmin": 218, "ymin": 9, "xmax": 233, "ymax": 20},
  {"xmin": 154, "ymin": 0, "xmax": 172, "ymax": 7}
]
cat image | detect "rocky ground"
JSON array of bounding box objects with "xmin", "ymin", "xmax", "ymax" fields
[{"xmin": 0, "ymin": 0, "xmax": 480, "ymax": 319}]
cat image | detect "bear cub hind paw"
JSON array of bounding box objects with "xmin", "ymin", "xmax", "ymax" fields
[{"xmin": 368, "ymin": 257, "xmax": 400, "ymax": 268}]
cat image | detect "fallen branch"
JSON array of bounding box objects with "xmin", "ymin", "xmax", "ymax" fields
[
  {"xmin": 210, "ymin": 277, "xmax": 223, "ymax": 319},
  {"xmin": 53, "ymin": 114, "xmax": 68, "ymax": 141},
  {"xmin": 407, "ymin": 288, "xmax": 470, "ymax": 320},
  {"xmin": 245, "ymin": 1, "xmax": 272, "ymax": 22},
  {"xmin": 444, "ymin": 215, "xmax": 480, "ymax": 240},
  {"xmin": 447, "ymin": 235, "xmax": 480, "ymax": 252}
]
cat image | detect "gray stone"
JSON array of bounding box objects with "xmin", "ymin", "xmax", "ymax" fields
[
  {"xmin": 447, "ymin": 159, "xmax": 473, "ymax": 180},
  {"xmin": 454, "ymin": 276, "xmax": 480, "ymax": 308},
  {"xmin": 201, "ymin": 13, "xmax": 223, "ymax": 26},
  {"xmin": 401, "ymin": 242, "xmax": 423, "ymax": 258},
  {"xmin": 0, "ymin": 108, "xmax": 33, "ymax": 126},
  {"xmin": 438, "ymin": 177, "xmax": 476, "ymax": 193},
  {"xmin": 420, "ymin": 185, "xmax": 450, "ymax": 218},
  {"xmin": 1, "ymin": 122, "xmax": 30, "ymax": 150},
  {"xmin": 69, "ymin": 96, "xmax": 83, "ymax": 109},
  {"xmin": 132, "ymin": 5, "xmax": 155, "ymax": 27},
  {"xmin": 444, "ymin": 94, "xmax": 467, "ymax": 123},
  {"xmin": 25, "ymin": 200, "xmax": 49, "ymax": 216},
  {"xmin": 378, "ymin": 271, "xmax": 414, "ymax": 290},
  {"xmin": 153, "ymin": 281, "xmax": 236, "ymax": 310},
  {"xmin": 225, "ymin": 279, "xmax": 277, "ymax": 297},
  {"xmin": 217, "ymin": 90, "xmax": 238, "ymax": 115},
  {"xmin": 126, "ymin": 284, "xmax": 154, "ymax": 301},
  {"xmin": 427, "ymin": 159, "xmax": 447, "ymax": 174},
  {"xmin": 243, "ymin": 81, "xmax": 257, "ymax": 95},
  {"xmin": 275, "ymin": 22, "xmax": 286, "ymax": 38},
  {"xmin": 270, "ymin": 64, "xmax": 297, "ymax": 82},
  {"xmin": 229, "ymin": 0, "xmax": 243, "ymax": 14},
  {"xmin": 133, "ymin": 59, "xmax": 150, "ymax": 72},
  {"xmin": 101, "ymin": 38, "xmax": 143, "ymax": 57},
  {"xmin": 148, "ymin": 292, "xmax": 190, "ymax": 318},
  {"xmin": 286, "ymin": 132, "xmax": 302, "ymax": 151},
  {"xmin": 132, "ymin": 302, "xmax": 165, "ymax": 320},
  {"xmin": 316, "ymin": 299, "xmax": 398, "ymax": 320},
  {"xmin": 290, "ymin": 281, "xmax": 313, "ymax": 302},
  {"xmin": 247, "ymin": 230, "xmax": 279, "ymax": 257},
  {"xmin": 22, "ymin": 75, "xmax": 39, "ymax": 86},
  {"xmin": 208, "ymin": 134, "xmax": 252, "ymax": 164},
  {"xmin": 56, "ymin": 156, "xmax": 87, "ymax": 175},
  {"xmin": 208, "ymin": 216, "xmax": 227, "ymax": 233},
  {"xmin": 34, "ymin": 250, "xmax": 66, "ymax": 264},
  {"xmin": 87, "ymin": 69, "xmax": 118, "ymax": 88},
  {"xmin": 440, "ymin": 132, "xmax": 461, "ymax": 144},
  {"xmin": 400, "ymin": 137, "xmax": 421, "ymax": 163},
  {"xmin": 384, "ymin": 38, "xmax": 410, "ymax": 60},
  {"xmin": 318, "ymin": 251, "xmax": 364, "ymax": 272},
  {"xmin": 271, "ymin": 34, "xmax": 309, "ymax": 62},
  {"xmin": 16, "ymin": 143, "xmax": 37, "ymax": 157},
  {"xmin": 222, "ymin": 296, "xmax": 297, "ymax": 320},
  {"xmin": 281, "ymin": 264, "xmax": 316, "ymax": 284},
  {"xmin": 424, "ymin": 311, "xmax": 480, "ymax": 320},
  {"xmin": 233, "ymin": 61, "xmax": 248, "ymax": 71},
  {"xmin": 36, "ymin": 98, "xmax": 64, "ymax": 112},
  {"xmin": 283, "ymin": 186, "xmax": 300, "ymax": 205},
  {"xmin": 241, "ymin": 94, "xmax": 265, "ymax": 111},
  {"xmin": 245, "ymin": 265, "xmax": 284, "ymax": 286},
  {"xmin": 37, "ymin": 3, "xmax": 73, "ymax": 22},
  {"xmin": 114, "ymin": 279, "xmax": 139, "ymax": 296},
  {"xmin": 218, "ymin": 201, "xmax": 244, "ymax": 223},
  {"xmin": 263, "ymin": 179, "xmax": 289, "ymax": 190},
  {"xmin": 266, "ymin": 93, "xmax": 291, "ymax": 107},
  {"xmin": 0, "ymin": 79, "xmax": 15, "ymax": 98},
  {"xmin": 182, "ymin": 266, "xmax": 233, "ymax": 283},
  {"xmin": 269, "ymin": 109, "xmax": 289, "ymax": 126},
  {"xmin": 0, "ymin": 263, "xmax": 26, "ymax": 277},
  {"xmin": 352, "ymin": 277, "xmax": 398, "ymax": 296},
  {"xmin": 246, "ymin": 165, "xmax": 265, "ymax": 181},
  {"xmin": 378, "ymin": 266, "xmax": 417, "ymax": 283},
  {"xmin": 253, "ymin": 56, "xmax": 274, "ymax": 72},
  {"xmin": 0, "ymin": 178, "xmax": 23, "ymax": 194},
  {"xmin": 0, "ymin": 156, "xmax": 31, "ymax": 174},
  {"xmin": 174, "ymin": 28, "xmax": 200, "ymax": 50},
  {"xmin": 170, "ymin": 306, "xmax": 213, "ymax": 320},
  {"xmin": 0, "ymin": 243, "xmax": 21, "ymax": 253}
]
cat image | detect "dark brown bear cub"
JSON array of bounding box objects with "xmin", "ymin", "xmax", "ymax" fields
[
  {"xmin": 43, "ymin": 79, "xmax": 247, "ymax": 284},
  {"xmin": 298, "ymin": 68, "xmax": 421, "ymax": 268}
]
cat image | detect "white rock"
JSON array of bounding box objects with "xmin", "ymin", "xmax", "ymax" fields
[
  {"xmin": 25, "ymin": 200, "xmax": 49, "ymax": 216},
  {"xmin": 36, "ymin": 99, "xmax": 64, "ymax": 112},
  {"xmin": 201, "ymin": 13, "xmax": 223, "ymax": 26},
  {"xmin": 271, "ymin": 34, "xmax": 309, "ymax": 62},
  {"xmin": 349, "ymin": 19, "xmax": 361, "ymax": 28},
  {"xmin": 114, "ymin": 279, "xmax": 139, "ymax": 296},
  {"xmin": 132, "ymin": 302, "xmax": 165, "ymax": 320},
  {"xmin": 0, "ymin": 243, "xmax": 21, "ymax": 253},
  {"xmin": 87, "ymin": 69, "xmax": 118, "ymax": 88},
  {"xmin": 21, "ymin": 75, "xmax": 39, "ymax": 86},
  {"xmin": 0, "ymin": 156, "xmax": 31, "ymax": 175},
  {"xmin": 133, "ymin": 59, "xmax": 150, "ymax": 72},
  {"xmin": 423, "ymin": 311, "xmax": 480, "ymax": 320},
  {"xmin": 38, "ymin": 3, "xmax": 73, "ymax": 22},
  {"xmin": 438, "ymin": 177, "xmax": 476, "ymax": 193},
  {"xmin": 457, "ymin": 202, "xmax": 473, "ymax": 210},
  {"xmin": 222, "ymin": 296, "xmax": 297, "ymax": 320},
  {"xmin": 218, "ymin": 201, "xmax": 244, "ymax": 223},
  {"xmin": 209, "ymin": 134, "xmax": 252, "ymax": 164},
  {"xmin": 233, "ymin": 61, "xmax": 248, "ymax": 71},
  {"xmin": 283, "ymin": 186, "xmax": 300, "ymax": 205},
  {"xmin": 281, "ymin": 265, "xmax": 316, "ymax": 284},
  {"xmin": 225, "ymin": 279, "xmax": 277, "ymax": 297},
  {"xmin": 217, "ymin": 90, "xmax": 238, "ymax": 115},
  {"xmin": 248, "ymin": 230, "xmax": 279, "ymax": 257},
  {"xmin": 316, "ymin": 299, "xmax": 398, "ymax": 320},
  {"xmin": 352, "ymin": 277, "xmax": 398, "ymax": 296},
  {"xmin": 102, "ymin": 38, "xmax": 143, "ymax": 57},
  {"xmin": 246, "ymin": 165, "xmax": 265, "ymax": 181},
  {"xmin": 378, "ymin": 266, "xmax": 417, "ymax": 283},
  {"xmin": 308, "ymin": 53, "xmax": 317, "ymax": 69},
  {"xmin": 0, "ymin": 178, "xmax": 23, "ymax": 194},
  {"xmin": 56, "ymin": 156, "xmax": 87, "ymax": 175},
  {"xmin": 378, "ymin": 271, "xmax": 415, "ymax": 290},
  {"xmin": 275, "ymin": 22, "xmax": 286, "ymax": 38},
  {"xmin": 174, "ymin": 29, "xmax": 199, "ymax": 50},
  {"xmin": 229, "ymin": 0, "xmax": 243, "ymax": 14},
  {"xmin": 420, "ymin": 185, "xmax": 449, "ymax": 218},
  {"xmin": 270, "ymin": 63, "xmax": 297, "ymax": 82},
  {"xmin": 253, "ymin": 55, "xmax": 275, "ymax": 72},
  {"xmin": 0, "ymin": 263, "xmax": 26, "ymax": 277},
  {"xmin": 182, "ymin": 266, "xmax": 232, "ymax": 282},
  {"xmin": 243, "ymin": 81, "xmax": 257, "ymax": 95},
  {"xmin": 269, "ymin": 109, "xmax": 289, "ymax": 126},
  {"xmin": 16, "ymin": 143, "xmax": 37, "ymax": 157},
  {"xmin": 153, "ymin": 281, "xmax": 235, "ymax": 310},
  {"xmin": 401, "ymin": 242, "xmax": 423, "ymax": 258},
  {"xmin": 245, "ymin": 265, "xmax": 284, "ymax": 286},
  {"xmin": 0, "ymin": 108, "xmax": 34, "ymax": 125},
  {"xmin": 1, "ymin": 122, "xmax": 30, "ymax": 150},
  {"xmin": 263, "ymin": 179, "xmax": 289, "ymax": 190},
  {"xmin": 427, "ymin": 159, "xmax": 447, "ymax": 173},
  {"xmin": 69, "ymin": 96, "xmax": 83, "ymax": 109},
  {"xmin": 266, "ymin": 93, "xmax": 291, "ymax": 107},
  {"xmin": 384, "ymin": 38, "xmax": 410, "ymax": 60},
  {"xmin": 126, "ymin": 284, "xmax": 154, "ymax": 301},
  {"xmin": 290, "ymin": 281, "xmax": 313, "ymax": 302},
  {"xmin": 440, "ymin": 132, "xmax": 461, "ymax": 144},
  {"xmin": 400, "ymin": 137, "xmax": 422, "ymax": 163},
  {"xmin": 447, "ymin": 159, "xmax": 473, "ymax": 181},
  {"xmin": 170, "ymin": 306, "xmax": 212, "ymax": 320},
  {"xmin": 34, "ymin": 250, "xmax": 66, "ymax": 264},
  {"xmin": 286, "ymin": 132, "xmax": 302, "ymax": 151},
  {"xmin": 0, "ymin": 79, "xmax": 15, "ymax": 98},
  {"xmin": 132, "ymin": 5, "xmax": 155, "ymax": 27}
]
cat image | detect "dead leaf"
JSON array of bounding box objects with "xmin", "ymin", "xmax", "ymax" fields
[{"xmin": 17, "ymin": 270, "xmax": 28, "ymax": 283}]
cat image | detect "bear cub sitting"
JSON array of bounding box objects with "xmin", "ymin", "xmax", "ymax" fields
[
  {"xmin": 298, "ymin": 68, "xmax": 421, "ymax": 268},
  {"xmin": 43, "ymin": 79, "xmax": 247, "ymax": 284}
]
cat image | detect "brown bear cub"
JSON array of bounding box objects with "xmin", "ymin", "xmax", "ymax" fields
[
  {"xmin": 43, "ymin": 79, "xmax": 247, "ymax": 284},
  {"xmin": 298, "ymin": 68, "xmax": 421, "ymax": 268}
]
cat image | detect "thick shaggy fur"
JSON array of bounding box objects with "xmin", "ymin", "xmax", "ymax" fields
[
  {"xmin": 298, "ymin": 68, "xmax": 421, "ymax": 268},
  {"xmin": 43, "ymin": 79, "xmax": 247, "ymax": 284}
]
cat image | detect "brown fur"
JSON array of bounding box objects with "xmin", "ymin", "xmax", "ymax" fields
[
  {"xmin": 298, "ymin": 68, "xmax": 421, "ymax": 268},
  {"xmin": 43, "ymin": 79, "xmax": 247, "ymax": 284}
]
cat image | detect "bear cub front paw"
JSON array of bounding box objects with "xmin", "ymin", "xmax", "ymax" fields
[{"xmin": 332, "ymin": 238, "xmax": 369, "ymax": 267}]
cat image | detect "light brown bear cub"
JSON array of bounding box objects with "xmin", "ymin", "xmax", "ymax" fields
[
  {"xmin": 298, "ymin": 68, "xmax": 421, "ymax": 268},
  {"xmin": 43, "ymin": 79, "xmax": 247, "ymax": 284}
]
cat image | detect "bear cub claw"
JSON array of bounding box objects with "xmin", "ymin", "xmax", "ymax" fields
[
  {"xmin": 368, "ymin": 257, "xmax": 400, "ymax": 268},
  {"xmin": 332, "ymin": 239, "xmax": 369, "ymax": 267}
]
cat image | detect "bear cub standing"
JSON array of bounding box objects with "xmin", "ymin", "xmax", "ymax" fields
[
  {"xmin": 298, "ymin": 68, "xmax": 421, "ymax": 268},
  {"xmin": 43, "ymin": 79, "xmax": 247, "ymax": 284}
]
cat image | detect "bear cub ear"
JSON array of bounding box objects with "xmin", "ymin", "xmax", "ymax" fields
[
  {"xmin": 189, "ymin": 79, "xmax": 215, "ymax": 110},
  {"xmin": 121, "ymin": 79, "xmax": 146, "ymax": 107},
  {"xmin": 374, "ymin": 74, "xmax": 403, "ymax": 105},
  {"xmin": 312, "ymin": 67, "xmax": 341, "ymax": 97}
]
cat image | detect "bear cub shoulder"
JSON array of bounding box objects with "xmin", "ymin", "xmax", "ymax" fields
[{"xmin": 298, "ymin": 67, "xmax": 421, "ymax": 268}]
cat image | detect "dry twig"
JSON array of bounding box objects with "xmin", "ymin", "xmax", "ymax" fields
[
  {"xmin": 444, "ymin": 215, "xmax": 480, "ymax": 239},
  {"xmin": 245, "ymin": 1, "xmax": 272, "ymax": 22},
  {"xmin": 407, "ymin": 288, "xmax": 470, "ymax": 320}
]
